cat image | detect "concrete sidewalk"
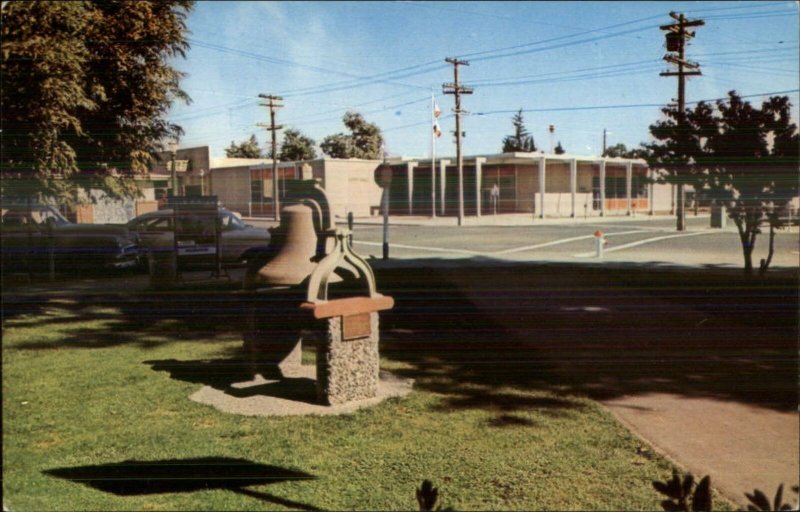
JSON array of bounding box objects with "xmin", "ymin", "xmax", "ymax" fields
[{"xmin": 603, "ymin": 394, "xmax": 799, "ymax": 508}]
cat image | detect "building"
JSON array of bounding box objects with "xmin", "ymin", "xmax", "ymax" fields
[
  {"xmin": 383, "ymin": 152, "xmax": 670, "ymax": 218},
  {"xmin": 147, "ymin": 146, "xmax": 670, "ymax": 220}
]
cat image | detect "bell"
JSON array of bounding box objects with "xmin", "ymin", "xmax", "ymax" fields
[{"xmin": 251, "ymin": 204, "xmax": 319, "ymax": 287}]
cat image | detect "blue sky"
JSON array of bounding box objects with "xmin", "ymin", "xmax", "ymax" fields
[{"xmin": 170, "ymin": 1, "xmax": 800, "ymax": 159}]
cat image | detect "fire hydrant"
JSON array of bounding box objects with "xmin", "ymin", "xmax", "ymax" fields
[{"xmin": 594, "ymin": 230, "xmax": 607, "ymax": 258}]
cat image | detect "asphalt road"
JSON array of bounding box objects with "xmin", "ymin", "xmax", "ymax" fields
[{"xmin": 336, "ymin": 216, "xmax": 799, "ymax": 270}]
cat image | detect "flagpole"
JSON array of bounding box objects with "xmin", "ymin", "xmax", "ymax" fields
[{"xmin": 431, "ymin": 91, "xmax": 437, "ymax": 218}]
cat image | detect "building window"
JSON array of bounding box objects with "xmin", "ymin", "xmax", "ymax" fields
[{"xmin": 251, "ymin": 179, "xmax": 263, "ymax": 203}]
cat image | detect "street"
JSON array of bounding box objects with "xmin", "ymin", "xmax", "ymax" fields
[{"xmin": 248, "ymin": 214, "xmax": 799, "ymax": 270}]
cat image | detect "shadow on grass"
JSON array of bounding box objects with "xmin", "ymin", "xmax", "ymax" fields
[
  {"xmin": 374, "ymin": 259, "xmax": 799, "ymax": 413},
  {"xmin": 5, "ymin": 257, "xmax": 798, "ymax": 414},
  {"xmin": 43, "ymin": 457, "xmax": 320, "ymax": 510},
  {"xmin": 145, "ymin": 358, "xmax": 319, "ymax": 405}
]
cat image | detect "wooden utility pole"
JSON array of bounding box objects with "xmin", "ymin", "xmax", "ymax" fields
[
  {"xmin": 258, "ymin": 94, "xmax": 284, "ymax": 221},
  {"xmin": 443, "ymin": 57, "xmax": 473, "ymax": 227},
  {"xmin": 660, "ymin": 11, "xmax": 703, "ymax": 231}
]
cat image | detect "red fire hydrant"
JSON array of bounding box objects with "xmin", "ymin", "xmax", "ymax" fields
[{"xmin": 594, "ymin": 230, "xmax": 607, "ymax": 258}]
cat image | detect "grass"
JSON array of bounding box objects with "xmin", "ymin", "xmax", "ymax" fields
[{"xmin": 1, "ymin": 297, "xmax": 710, "ymax": 511}]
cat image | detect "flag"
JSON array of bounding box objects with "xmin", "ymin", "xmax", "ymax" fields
[{"xmin": 433, "ymin": 121, "xmax": 442, "ymax": 138}]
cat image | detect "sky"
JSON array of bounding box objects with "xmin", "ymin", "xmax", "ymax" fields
[{"xmin": 169, "ymin": 1, "xmax": 800, "ymax": 160}]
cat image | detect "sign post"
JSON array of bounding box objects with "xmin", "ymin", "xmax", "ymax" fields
[{"xmin": 168, "ymin": 195, "xmax": 222, "ymax": 280}]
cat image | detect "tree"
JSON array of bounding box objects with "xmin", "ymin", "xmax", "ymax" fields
[
  {"xmin": 225, "ymin": 134, "xmax": 263, "ymax": 158},
  {"xmin": 502, "ymin": 109, "xmax": 537, "ymax": 152},
  {"xmin": 604, "ymin": 142, "xmax": 653, "ymax": 160},
  {"xmin": 702, "ymin": 91, "xmax": 799, "ymax": 275},
  {"xmin": 645, "ymin": 100, "xmax": 716, "ymax": 230},
  {"xmin": 650, "ymin": 91, "xmax": 799, "ymax": 274},
  {"xmin": 1, "ymin": 1, "xmax": 193, "ymax": 202},
  {"xmin": 320, "ymin": 112, "xmax": 384, "ymax": 159},
  {"xmin": 279, "ymin": 129, "xmax": 317, "ymax": 161},
  {"xmin": 554, "ymin": 141, "xmax": 565, "ymax": 154}
]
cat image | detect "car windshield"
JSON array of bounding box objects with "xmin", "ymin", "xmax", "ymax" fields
[
  {"xmin": 128, "ymin": 209, "xmax": 247, "ymax": 231},
  {"xmin": 221, "ymin": 211, "xmax": 247, "ymax": 231}
]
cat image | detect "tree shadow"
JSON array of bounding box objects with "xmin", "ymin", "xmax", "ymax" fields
[
  {"xmin": 374, "ymin": 259, "xmax": 799, "ymax": 413},
  {"xmin": 43, "ymin": 457, "xmax": 320, "ymax": 510}
]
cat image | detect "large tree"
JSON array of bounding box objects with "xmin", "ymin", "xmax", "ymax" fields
[
  {"xmin": 1, "ymin": 1, "xmax": 192, "ymax": 202},
  {"xmin": 702, "ymin": 91, "xmax": 799, "ymax": 275},
  {"xmin": 649, "ymin": 91, "xmax": 798, "ymax": 274},
  {"xmin": 279, "ymin": 128, "xmax": 317, "ymax": 161},
  {"xmin": 225, "ymin": 134, "xmax": 263, "ymax": 158},
  {"xmin": 320, "ymin": 112, "xmax": 384, "ymax": 159},
  {"xmin": 502, "ymin": 109, "xmax": 537, "ymax": 153}
]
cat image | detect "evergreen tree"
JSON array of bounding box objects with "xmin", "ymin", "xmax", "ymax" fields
[
  {"xmin": 225, "ymin": 134, "xmax": 263, "ymax": 158},
  {"xmin": 279, "ymin": 129, "xmax": 317, "ymax": 161},
  {"xmin": 320, "ymin": 112, "xmax": 384, "ymax": 159},
  {"xmin": 502, "ymin": 109, "xmax": 537, "ymax": 152},
  {"xmin": 645, "ymin": 100, "xmax": 716, "ymax": 230},
  {"xmin": 1, "ymin": 1, "xmax": 193, "ymax": 202}
]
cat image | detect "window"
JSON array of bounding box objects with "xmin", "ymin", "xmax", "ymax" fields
[{"xmin": 251, "ymin": 179, "xmax": 263, "ymax": 203}]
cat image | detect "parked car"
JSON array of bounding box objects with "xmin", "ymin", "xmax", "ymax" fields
[
  {"xmin": 1, "ymin": 203, "xmax": 139, "ymax": 274},
  {"xmin": 125, "ymin": 208, "xmax": 271, "ymax": 267}
]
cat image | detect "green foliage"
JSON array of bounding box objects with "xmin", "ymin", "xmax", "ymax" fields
[
  {"xmin": 502, "ymin": 109, "xmax": 537, "ymax": 153},
  {"xmin": 653, "ymin": 470, "xmax": 712, "ymax": 512},
  {"xmin": 320, "ymin": 111, "xmax": 384, "ymax": 159},
  {"xmin": 554, "ymin": 141, "xmax": 565, "ymax": 154},
  {"xmin": 225, "ymin": 134, "xmax": 263, "ymax": 159},
  {"xmin": 647, "ymin": 91, "xmax": 799, "ymax": 274},
  {"xmin": 1, "ymin": 1, "xmax": 193, "ymax": 203},
  {"xmin": 279, "ymin": 128, "xmax": 317, "ymax": 161},
  {"xmin": 604, "ymin": 143, "xmax": 652, "ymax": 159}
]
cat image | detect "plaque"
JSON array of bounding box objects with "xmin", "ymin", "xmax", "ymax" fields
[{"xmin": 342, "ymin": 313, "xmax": 371, "ymax": 340}]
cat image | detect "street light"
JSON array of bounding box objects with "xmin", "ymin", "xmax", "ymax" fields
[
  {"xmin": 199, "ymin": 169, "xmax": 205, "ymax": 196},
  {"xmin": 167, "ymin": 139, "xmax": 179, "ymax": 196}
]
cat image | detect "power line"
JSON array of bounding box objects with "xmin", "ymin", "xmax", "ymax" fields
[
  {"xmin": 189, "ymin": 38, "xmax": 440, "ymax": 95},
  {"xmin": 470, "ymin": 89, "xmax": 800, "ymax": 117}
]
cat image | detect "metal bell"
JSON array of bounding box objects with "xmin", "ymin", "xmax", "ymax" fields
[{"xmin": 251, "ymin": 203, "xmax": 319, "ymax": 287}]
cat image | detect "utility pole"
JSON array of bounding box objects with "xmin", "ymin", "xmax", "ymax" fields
[
  {"xmin": 660, "ymin": 11, "xmax": 703, "ymax": 231},
  {"xmin": 602, "ymin": 128, "xmax": 607, "ymax": 156},
  {"xmin": 258, "ymin": 94, "xmax": 284, "ymax": 221},
  {"xmin": 443, "ymin": 57, "xmax": 473, "ymax": 227}
]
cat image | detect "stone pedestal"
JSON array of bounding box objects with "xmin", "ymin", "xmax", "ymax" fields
[
  {"xmin": 301, "ymin": 295, "xmax": 393, "ymax": 406},
  {"xmin": 316, "ymin": 313, "xmax": 379, "ymax": 405}
]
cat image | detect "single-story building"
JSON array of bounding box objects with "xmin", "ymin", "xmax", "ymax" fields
[
  {"xmin": 146, "ymin": 146, "xmax": 674, "ymax": 220},
  {"xmin": 382, "ymin": 152, "xmax": 672, "ymax": 218}
]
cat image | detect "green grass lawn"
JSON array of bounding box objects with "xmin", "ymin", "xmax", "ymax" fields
[{"xmin": 2, "ymin": 293, "xmax": 738, "ymax": 511}]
